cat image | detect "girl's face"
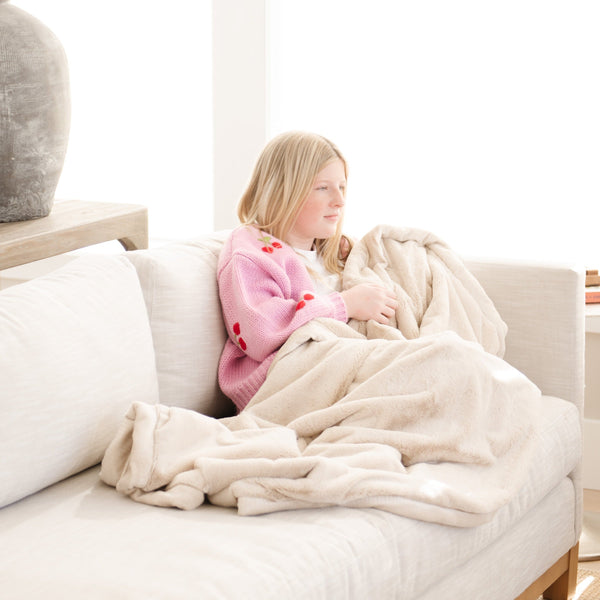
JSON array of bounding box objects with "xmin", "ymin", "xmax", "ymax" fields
[{"xmin": 286, "ymin": 159, "xmax": 346, "ymax": 250}]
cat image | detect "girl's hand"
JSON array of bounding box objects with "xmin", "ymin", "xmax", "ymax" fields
[{"xmin": 340, "ymin": 283, "xmax": 399, "ymax": 324}]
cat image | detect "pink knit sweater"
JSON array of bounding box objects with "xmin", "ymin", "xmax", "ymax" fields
[{"xmin": 217, "ymin": 225, "xmax": 348, "ymax": 412}]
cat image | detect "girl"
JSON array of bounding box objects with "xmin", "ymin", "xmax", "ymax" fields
[{"xmin": 217, "ymin": 131, "xmax": 398, "ymax": 412}]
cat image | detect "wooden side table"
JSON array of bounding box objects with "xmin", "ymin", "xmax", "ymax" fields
[{"xmin": 0, "ymin": 199, "xmax": 148, "ymax": 271}]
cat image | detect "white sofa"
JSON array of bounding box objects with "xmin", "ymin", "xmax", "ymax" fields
[{"xmin": 0, "ymin": 232, "xmax": 584, "ymax": 599}]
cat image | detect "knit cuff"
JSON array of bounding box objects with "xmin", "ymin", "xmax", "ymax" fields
[{"xmin": 328, "ymin": 291, "xmax": 348, "ymax": 323}]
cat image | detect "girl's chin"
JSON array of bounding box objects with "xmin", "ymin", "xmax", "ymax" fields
[{"xmin": 318, "ymin": 223, "xmax": 337, "ymax": 239}]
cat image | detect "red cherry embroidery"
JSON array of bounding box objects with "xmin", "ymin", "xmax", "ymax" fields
[
  {"xmin": 258, "ymin": 235, "xmax": 282, "ymax": 253},
  {"xmin": 295, "ymin": 293, "xmax": 315, "ymax": 311},
  {"xmin": 231, "ymin": 322, "xmax": 247, "ymax": 351}
]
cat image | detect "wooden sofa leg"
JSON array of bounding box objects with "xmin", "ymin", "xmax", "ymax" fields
[{"xmin": 543, "ymin": 543, "xmax": 579, "ymax": 600}]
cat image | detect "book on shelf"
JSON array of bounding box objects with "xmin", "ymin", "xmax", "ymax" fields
[
  {"xmin": 586, "ymin": 270, "xmax": 600, "ymax": 303},
  {"xmin": 587, "ymin": 287, "xmax": 600, "ymax": 304},
  {"xmin": 587, "ymin": 270, "xmax": 600, "ymax": 287}
]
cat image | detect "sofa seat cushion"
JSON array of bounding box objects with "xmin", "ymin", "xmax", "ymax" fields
[
  {"xmin": 419, "ymin": 478, "xmax": 576, "ymax": 599},
  {"xmin": 0, "ymin": 395, "xmax": 579, "ymax": 599},
  {"xmin": 0, "ymin": 256, "xmax": 160, "ymax": 508}
]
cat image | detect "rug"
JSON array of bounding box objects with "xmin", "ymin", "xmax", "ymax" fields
[{"xmin": 537, "ymin": 567, "xmax": 600, "ymax": 600}]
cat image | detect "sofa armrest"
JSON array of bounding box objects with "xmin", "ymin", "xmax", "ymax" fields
[{"xmin": 465, "ymin": 258, "xmax": 585, "ymax": 413}]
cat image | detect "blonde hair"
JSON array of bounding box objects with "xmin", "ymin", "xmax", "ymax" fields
[{"xmin": 237, "ymin": 131, "xmax": 352, "ymax": 275}]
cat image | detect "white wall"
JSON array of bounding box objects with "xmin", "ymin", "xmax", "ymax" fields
[
  {"xmin": 584, "ymin": 321, "xmax": 600, "ymax": 490},
  {"xmin": 212, "ymin": 0, "xmax": 268, "ymax": 230}
]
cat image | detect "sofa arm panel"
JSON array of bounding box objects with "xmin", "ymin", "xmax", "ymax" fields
[{"xmin": 465, "ymin": 258, "xmax": 585, "ymax": 413}]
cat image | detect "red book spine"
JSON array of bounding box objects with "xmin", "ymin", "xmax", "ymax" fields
[{"xmin": 586, "ymin": 290, "xmax": 600, "ymax": 304}]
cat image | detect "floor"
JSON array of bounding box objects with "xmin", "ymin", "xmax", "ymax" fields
[{"xmin": 582, "ymin": 489, "xmax": 600, "ymax": 573}]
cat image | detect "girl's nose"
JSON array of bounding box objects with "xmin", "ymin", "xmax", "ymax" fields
[{"xmin": 332, "ymin": 189, "xmax": 345, "ymax": 207}]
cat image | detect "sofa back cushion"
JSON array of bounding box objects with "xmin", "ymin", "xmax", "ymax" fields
[
  {"xmin": 0, "ymin": 255, "xmax": 159, "ymax": 508},
  {"xmin": 124, "ymin": 233, "xmax": 233, "ymax": 418}
]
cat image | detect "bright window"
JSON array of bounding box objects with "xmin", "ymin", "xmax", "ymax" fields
[{"xmin": 269, "ymin": 1, "xmax": 600, "ymax": 262}]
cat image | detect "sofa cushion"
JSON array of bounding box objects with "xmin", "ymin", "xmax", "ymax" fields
[
  {"xmin": 124, "ymin": 233, "xmax": 232, "ymax": 417},
  {"xmin": 0, "ymin": 255, "xmax": 159, "ymax": 508}
]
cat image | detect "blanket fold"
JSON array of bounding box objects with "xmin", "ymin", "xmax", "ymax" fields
[
  {"xmin": 100, "ymin": 226, "xmax": 541, "ymax": 527},
  {"xmin": 343, "ymin": 225, "xmax": 507, "ymax": 356}
]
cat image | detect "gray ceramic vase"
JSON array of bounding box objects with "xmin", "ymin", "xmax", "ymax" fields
[{"xmin": 0, "ymin": 0, "xmax": 70, "ymax": 222}]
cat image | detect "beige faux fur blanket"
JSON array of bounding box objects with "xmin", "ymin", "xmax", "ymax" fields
[{"xmin": 101, "ymin": 226, "xmax": 541, "ymax": 527}]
